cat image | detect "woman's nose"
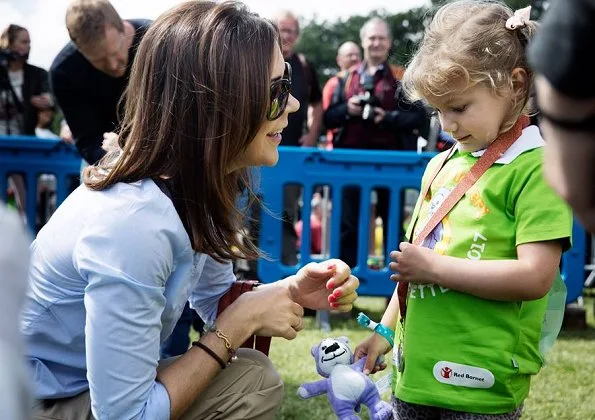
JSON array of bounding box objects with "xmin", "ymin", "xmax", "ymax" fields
[{"xmin": 286, "ymin": 94, "xmax": 300, "ymax": 115}]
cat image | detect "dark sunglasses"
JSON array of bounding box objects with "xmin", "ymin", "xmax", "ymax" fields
[{"xmin": 267, "ymin": 62, "xmax": 292, "ymax": 121}]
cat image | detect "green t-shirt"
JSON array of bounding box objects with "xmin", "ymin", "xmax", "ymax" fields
[{"xmin": 393, "ymin": 126, "xmax": 572, "ymax": 414}]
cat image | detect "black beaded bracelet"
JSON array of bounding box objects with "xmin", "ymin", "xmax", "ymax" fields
[{"xmin": 192, "ymin": 341, "xmax": 226, "ymax": 370}]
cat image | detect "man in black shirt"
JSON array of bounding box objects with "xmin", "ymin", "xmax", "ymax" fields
[
  {"xmin": 529, "ymin": 0, "xmax": 595, "ymax": 232},
  {"xmin": 272, "ymin": 11, "xmax": 323, "ymax": 265},
  {"xmin": 273, "ymin": 10, "xmax": 323, "ymax": 148},
  {"xmin": 50, "ymin": 0, "xmax": 150, "ymax": 164}
]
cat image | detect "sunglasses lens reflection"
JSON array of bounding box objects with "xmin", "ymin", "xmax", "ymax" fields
[{"xmin": 268, "ymin": 82, "xmax": 290, "ymax": 120}]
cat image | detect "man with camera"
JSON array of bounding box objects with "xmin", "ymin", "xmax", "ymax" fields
[
  {"xmin": 324, "ymin": 17, "xmax": 428, "ymax": 267},
  {"xmin": 324, "ymin": 18, "xmax": 426, "ymax": 151}
]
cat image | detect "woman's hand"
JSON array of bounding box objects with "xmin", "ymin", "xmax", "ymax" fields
[
  {"xmin": 287, "ymin": 259, "xmax": 359, "ymax": 311},
  {"xmin": 233, "ymin": 284, "xmax": 305, "ymax": 340},
  {"xmin": 354, "ymin": 333, "xmax": 392, "ymax": 375},
  {"xmin": 389, "ymin": 242, "xmax": 437, "ymax": 284}
]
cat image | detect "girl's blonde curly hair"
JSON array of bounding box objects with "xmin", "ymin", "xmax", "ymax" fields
[{"xmin": 403, "ymin": 0, "xmax": 538, "ymax": 132}]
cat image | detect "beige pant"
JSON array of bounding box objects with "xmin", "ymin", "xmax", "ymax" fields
[{"xmin": 32, "ymin": 349, "xmax": 283, "ymax": 420}]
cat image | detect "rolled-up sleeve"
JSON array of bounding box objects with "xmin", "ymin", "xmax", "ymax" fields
[
  {"xmin": 73, "ymin": 213, "xmax": 175, "ymax": 420},
  {"xmin": 188, "ymin": 257, "xmax": 235, "ymax": 325}
]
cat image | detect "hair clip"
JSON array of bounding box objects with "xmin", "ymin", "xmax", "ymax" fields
[{"xmin": 506, "ymin": 6, "xmax": 531, "ymax": 30}]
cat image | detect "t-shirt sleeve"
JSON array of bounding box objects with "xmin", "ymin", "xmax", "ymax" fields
[
  {"xmin": 512, "ymin": 151, "xmax": 573, "ymax": 250},
  {"xmin": 528, "ymin": 0, "xmax": 595, "ymax": 99}
]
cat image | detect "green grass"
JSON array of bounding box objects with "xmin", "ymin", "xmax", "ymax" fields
[{"xmin": 265, "ymin": 297, "xmax": 595, "ymax": 419}]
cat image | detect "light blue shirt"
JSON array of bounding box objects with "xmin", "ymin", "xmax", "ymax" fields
[{"xmin": 21, "ymin": 179, "xmax": 236, "ymax": 420}]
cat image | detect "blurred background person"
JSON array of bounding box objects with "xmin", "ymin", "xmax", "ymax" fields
[
  {"xmin": 295, "ymin": 193, "xmax": 325, "ymax": 256},
  {"xmin": 0, "ymin": 24, "xmax": 53, "ymax": 136},
  {"xmin": 322, "ymin": 41, "xmax": 362, "ymax": 147},
  {"xmin": 35, "ymin": 106, "xmax": 60, "ymax": 139},
  {"xmin": 50, "ymin": 0, "xmax": 151, "ymax": 165},
  {"xmin": 1, "ymin": 23, "xmax": 54, "ymax": 218},
  {"xmin": 324, "ymin": 17, "xmax": 428, "ymax": 267},
  {"xmin": 272, "ymin": 10, "xmax": 324, "ymax": 266}
]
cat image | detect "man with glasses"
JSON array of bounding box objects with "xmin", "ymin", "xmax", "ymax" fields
[
  {"xmin": 271, "ymin": 10, "xmax": 324, "ymax": 266},
  {"xmin": 324, "ymin": 18, "xmax": 428, "ymax": 268},
  {"xmin": 50, "ymin": 0, "xmax": 150, "ymax": 165},
  {"xmin": 322, "ymin": 41, "xmax": 362, "ymax": 147}
]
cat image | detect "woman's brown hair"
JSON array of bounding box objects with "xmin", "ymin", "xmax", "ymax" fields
[
  {"xmin": 84, "ymin": 0, "xmax": 279, "ymax": 261},
  {"xmin": 0, "ymin": 24, "xmax": 27, "ymax": 49}
]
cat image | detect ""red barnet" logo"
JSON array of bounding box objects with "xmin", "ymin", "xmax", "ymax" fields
[{"xmin": 441, "ymin": 367, "xmax": 452, "ymax": 379}]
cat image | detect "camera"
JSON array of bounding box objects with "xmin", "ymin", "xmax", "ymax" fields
[{"xmin": 353, "ymin": 73, "xmax": 380, "ymax": 122}]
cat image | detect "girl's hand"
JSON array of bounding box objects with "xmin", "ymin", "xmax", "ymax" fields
[
  {"xmin": 389, "ymin": 242, "xmax": 437, "ymax": 284},
  {"xmin": 288, "ymin": 259, "xmax": 359, "ymax": 311},
  {"xmin": 354, "ymin": 333, "xmax": 392, "ymax": 375}
]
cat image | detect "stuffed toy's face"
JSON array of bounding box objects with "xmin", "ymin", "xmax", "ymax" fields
[{"xmin": 312, "ymin": 337, "xmax": 353, "ymax": 377}]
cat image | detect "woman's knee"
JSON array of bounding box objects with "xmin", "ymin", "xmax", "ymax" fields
[{"xmin": 238, "ymin": 348, "xmax": 283, "ymax": 396}]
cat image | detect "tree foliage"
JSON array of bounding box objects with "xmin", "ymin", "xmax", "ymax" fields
[{"xmin": 296, "ymin": 0, "xmax": 542, "ymax": 83}]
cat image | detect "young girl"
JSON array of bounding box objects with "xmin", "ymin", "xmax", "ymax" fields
[
  {"xmin": 22, "ymin": 2, "xmax": 359, "ymax": 420},
  {"xmin": 355, "ymin": 2, "xmax": 572, "ymax": 419}
]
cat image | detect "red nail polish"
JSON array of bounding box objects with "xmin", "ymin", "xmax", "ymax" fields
[
  {"xmin": 326, "ymin": 281, "xmax": 335, "ymax": 290},
  {"xmin": 331, "ymin": 302, "xmax": 338, "ymax": 309},
  {"xmin": 327, "ymin": 263, "xmax": 336, "ymax": 271},
  {"xmin": 328, "ymin": 294, "xmax": 337, "ymax": 303},
  {"xmin": 333, "ymin": 290, "xmax": 342, "ymax": 298}
]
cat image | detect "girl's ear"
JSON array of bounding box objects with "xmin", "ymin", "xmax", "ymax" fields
[{"xmin": 511, "ymin": 67, "xmax": 528, "ymax": 98}]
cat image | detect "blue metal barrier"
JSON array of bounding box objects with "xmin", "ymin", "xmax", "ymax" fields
[
  {"xmin": 0, "ymin": 135, "xmax": 81, "ymax": 231},
  {"xmin": 257, "ymin": 146, "xmax": 587, "ymax": 303}
]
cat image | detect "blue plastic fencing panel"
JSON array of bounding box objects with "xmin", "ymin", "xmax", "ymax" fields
[
  {"xmin": 257, "ymin": 146, "xmax": 587, "ymax": 303},
  {"xmin": 257, "ymin": 146, "xmax": 434, "ymax": 297},
  {"xmin": 0, "ymin": 135, "xmax": 81, "ymax": 232},
  {"xmin": 562, "ymin": 219, "xmax": 588, "ymax": 303},
  {"xmin": 0, "ymin": 138, "xmax": 587, "ymax": 303}
]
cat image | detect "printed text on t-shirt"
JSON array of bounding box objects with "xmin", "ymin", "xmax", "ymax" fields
[{"xmin": 467, "ymin": 232, "xmax": 487, "ymax": 260}]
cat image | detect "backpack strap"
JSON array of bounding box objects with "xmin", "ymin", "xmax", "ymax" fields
[{"xmin": 330, "ymin": 70, "xmax": 347, "ymax": 106}]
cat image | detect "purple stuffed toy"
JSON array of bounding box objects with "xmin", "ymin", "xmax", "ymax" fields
[{"xmin": 297, "ymin": 337, "xmax": 393, "ymax": 420}]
